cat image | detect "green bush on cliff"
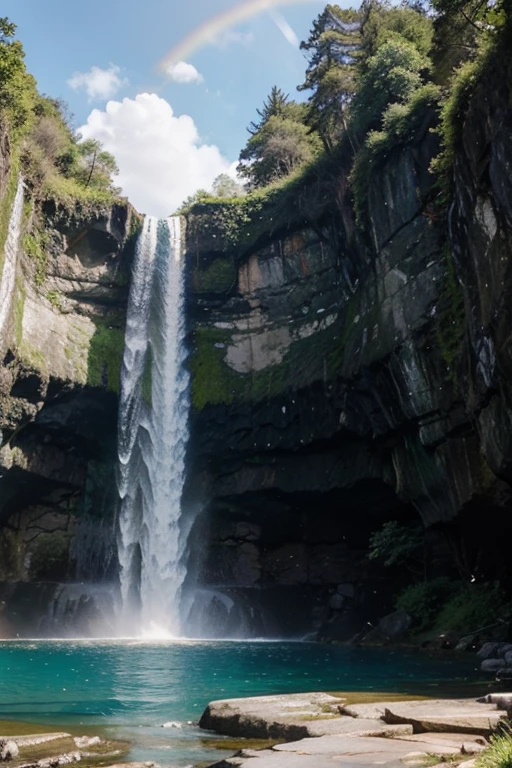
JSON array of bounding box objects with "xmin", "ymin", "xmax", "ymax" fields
[
  {"xmin": 396, "ymin": 579, "xmax": 511, "ymax": 633},
  {"xmin": 434, "ymin": 581, "xmax": 511, "ymax": 633},
  {"xmin": 396, "ymin": 578, "xmax": 456, "ymax": 631}
]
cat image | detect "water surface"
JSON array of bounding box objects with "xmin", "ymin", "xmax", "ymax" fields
[{"xmin": 0, "ymin": 640, "xmax": 479, "ymax": 767}]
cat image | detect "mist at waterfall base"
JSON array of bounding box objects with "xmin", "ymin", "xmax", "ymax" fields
[{"xmin": 0, "ymin": 639, "xmax": 477, "ymax": 768}]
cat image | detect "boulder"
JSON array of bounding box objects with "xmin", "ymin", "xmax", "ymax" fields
[
  {"xmin": 329, "ymin": 593, "xmax": 345, "ymax": 611},
  {"xmin": 477, "ymin": 642, "xmax": 502, "ymax": 659},
  {"xmin": 455, "ymin": 636, "xmax": 478, "ymax": 652},
  {"xmin": 481, "ymin": 658, "xmax": 506, "ymax": 673},
  {"xmin": 0, "ymin": 741, "xmax": 19, "ymax": 761},
  {"xmin": 378, "ymin": 611, "xmax": 412, "ymax": 641}
]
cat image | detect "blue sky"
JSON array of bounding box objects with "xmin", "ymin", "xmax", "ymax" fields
[{"xmin": 4, "ymin": 0, "xmax": 330, "ymax": 215}]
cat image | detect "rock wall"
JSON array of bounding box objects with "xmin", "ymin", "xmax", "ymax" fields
[
  {"xmin": 182, "ymin": 61, "xmax": 512, "ymax": 637},
  {"xmin": 0, "ymin": 128, "xmax": 139, "ymax": 615}
]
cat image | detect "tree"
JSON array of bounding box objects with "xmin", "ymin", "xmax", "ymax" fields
[
  {"xmin": 0, "ymin": 16, "xmax": 37, "ymax": 135},
  {"xmin": 211, "ymin": 173, "xmax": 245, "ymax": 198},
  {"xmin": 238, "ymin": 88, "xmax": 321, "ymax": 188},
  {"xmin": 298, "ymin": 4, "xmax": 363, "ymax": 150},
  {"xmin": 238, "ymin": 115, "xmax": 321, "ymax": 188},
  {"xmin": 75, "ymin": 139, "xmax": 119, "ymax": 190},
  {"xmin": 351, "ymin": 37, "xmax": 430, "ymax": 136},
  {"xmin": 248, "ymin": 86, "xmax": 290, "ymax": 135}
]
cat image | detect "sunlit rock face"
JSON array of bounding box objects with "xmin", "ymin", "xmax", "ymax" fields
[
  {"xmin": 0, "ymin": 124, "xmax": 138, "ymax": 604},
  {"xmin": 182, "ymin": 58, "xmax": 512, "ymax": 637}
]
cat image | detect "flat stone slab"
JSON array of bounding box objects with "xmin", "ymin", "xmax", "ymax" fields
[
  {"xmin": 201, "ymin": 694, "xmax": 504, "ymax": 768},
  {"xmin": 0, "ymin": 735, "xmax": 72, "ymax": 747},
  {"xmin": 209, "ymin": 733, "xmax": 476, "ymax": 768},
  {"xmin": 341, "ymin": 698, "xmax": 504, "ymax": 734}
]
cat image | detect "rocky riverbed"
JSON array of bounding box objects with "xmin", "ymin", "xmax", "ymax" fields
[{"xmin": 198, "ymin": 692, "xmax": 512, "ymax": 768}]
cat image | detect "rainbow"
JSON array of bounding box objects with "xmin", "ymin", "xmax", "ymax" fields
[{"xmin": 160, "ymin": 0, "xmax": 322, "ymax": 70}]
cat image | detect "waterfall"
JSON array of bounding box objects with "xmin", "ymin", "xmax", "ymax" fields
[
  {"xmin": 117, "ymin": 216, "xmax": 190, "ymax": 637},
  {"xmin": 0, "ymin": 176, "xmax": 24, "ymax": 340}
]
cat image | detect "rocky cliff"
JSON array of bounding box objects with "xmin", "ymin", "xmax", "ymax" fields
[
  {"xmin": 182, "ymin": 55, "xmax": 512, "ymax": 638},
  {"xmin": 0, "ymin": 51, "xmax": 511, "ymax": 640},
  {"xmin": 0, "ymin": 125, "xmax": 140, "ymax": 633}
]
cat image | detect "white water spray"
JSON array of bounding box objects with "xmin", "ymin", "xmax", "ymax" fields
[
  {"xmin": 0, "ymin": 177, "xmax": 24, "ymax": 340},
  {"xmin": 117, "ymin": 216, "xmax": 190, "ymax": 637}
]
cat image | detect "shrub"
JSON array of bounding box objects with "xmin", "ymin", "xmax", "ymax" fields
[
  {"xmin": 435, "ymin": 582, "xmax": 511, "ymax": 633},
  {"xmin": 477, "ymin": 725, "xmax": 512, "ymax": 768},
  {"xmin": 396, "ymin": 578, "xmax": 457, "ymax": 630}
]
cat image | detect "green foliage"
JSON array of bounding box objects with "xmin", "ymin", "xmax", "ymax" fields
[
  {"xmin": 351, "ymin": 38, "xmax": 431, "ymax": 137},
  {"xmin": 22, "ymin": 228, "xmax": 50, "ymax": 285},
  {"xmin": 396, "ymin": 578, "xmax": 512, "ymax": 633},
  {"xmin": 435, "ymin": 582, "xmax": 511, "ymax": 632},
  {"xmin": 361, "ymin": 3, "xmax": 433, "ymax": 62},
  {"xmin": 396, "ymin": 578, "xmax": 457, "ymax": 631},
  {"xmin": 431, "ymin": 54, "xmax": 489, "ymax": 200},
  {"xmin": 186, "ymin": 154, "xmax": 337, "ymax": 259},
  {"xmin": 369, "ymin": 520, "xmax": 424, "ymax": 570},
  {"xmin": 211, "ymin": 173, "xmax": 245, "ymax": 199},
  {"xmin": 298, "ymin": 5, "xmax": 362, "ymax": 150},
  {"xmin": 87, "ymin": 323, "xmax": 125, "ymax": 393},
  {"xmin": 238, "ymin": 88, "xmax": 322, "ymax": 188},
  {"xmin": 477, "ymin": 725, "xmax": 512, "ymax": 768},
  {"xmin": 0, "ymin": 17, "xmax": 38, "ymax": 139}
]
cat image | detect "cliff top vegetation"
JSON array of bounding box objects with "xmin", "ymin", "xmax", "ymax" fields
[
  {"xmin": 182, "ymin": 0, "xmax": 510, "ymax": 243},
  {"xmin": 0, "ymin": 16, "xmax": 120, "ymax": 219}
]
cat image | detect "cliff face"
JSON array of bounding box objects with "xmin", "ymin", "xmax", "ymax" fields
[
  {"xmin": 183, "ymin": 62, "xmax": 512, "ymax": 637},
  {"xmin": 0, "ymin": 58, "xmax": 511, "ymax": 640},
  {"xmin": 0, "ymin": 127, "xmax": 138, "ymax": 609}
]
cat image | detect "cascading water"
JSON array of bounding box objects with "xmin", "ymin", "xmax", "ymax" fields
[
  {"xmin": 117, "ymin": 216, "xmax": 190, "ymax": 637},
  {"xmin": 0, "ymin": 177, "xmax": 24, "ymax": 340}
]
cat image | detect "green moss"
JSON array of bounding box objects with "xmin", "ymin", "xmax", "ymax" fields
[
  {"xmin": 189, "ymin": 319, "xmax": 347, "ymax": 411},
  {"xmin": 87, "ymin": 322, "xmax": 125, "ymax": 393},
  {"xmin": 431, "ymin": 51, "xmax": 493, "ymax": 203},
  {"xmin": 185, "ymin": 154, "xmax": 338, "ymax": 260},
  {"xmin": 436, "ymin": 245, "xmax": 465, "ymax": 378},
  {"xmin": 22, "ymin": 228, "xmax": 50, "ymax": 285},
  {"xmin": 43, "ymin": 173, "xmax": 119, "ymax": 226},
  {"xmin": 192, "ymin": 257, "xmax": 236, "ymax": 293},
  {"xmin": 46, "ymin": 289, "xmax": 63, "ymax": 310},
  {"xmin": 189, "ymin": 327, "xmax": 241, "ymax": 409}
]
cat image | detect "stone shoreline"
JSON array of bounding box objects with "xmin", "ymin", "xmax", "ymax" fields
[{"xmin": 199, "ymin": 692, "xmax": 512, "ymax": 768}]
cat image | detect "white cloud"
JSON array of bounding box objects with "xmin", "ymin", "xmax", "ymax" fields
[
  {"xmin": 210, "ymin": 29, "xmax": 255, "ymax": 47},
  {"xmin": 165, "ymin": 61, "xmax": 203, "ymax": 84},
  {"xmin": 269, "ymin": 10, "xmax": 300, "ymax": 48},
  {"xmin": 79, "ymin": 93, "xmax": 233, "ymax": 217},
  {"xmin": 67, "ymin": 64, "xmax": 127, "ymax": 102}
]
